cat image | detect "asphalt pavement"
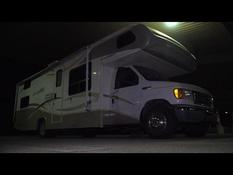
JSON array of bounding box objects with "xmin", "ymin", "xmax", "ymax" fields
[{"xmin": 1, "ymin": 133, "xmax": 233, "ymax": 153}]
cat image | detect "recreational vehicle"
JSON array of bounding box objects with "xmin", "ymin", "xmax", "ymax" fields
[{"xmin": 14, "ymin": 24, "xmax": 217, "ymax": 138}]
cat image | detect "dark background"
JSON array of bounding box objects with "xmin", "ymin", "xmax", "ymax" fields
[{"xmin": 0, "ymin": 22, "xmax": 233, "ymax": 134}]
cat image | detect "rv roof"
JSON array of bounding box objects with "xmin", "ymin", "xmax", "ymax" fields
[
  {"xmin": 17, "ymin": 24, "xmax": 196, "ymax": 85},
  {"xmin": 17, "ymin": 24, "xmax": 141, "ymax": 85},
  {"xmin": 148, "ymin": 27, "xmax": 196, "ymax": 60}
]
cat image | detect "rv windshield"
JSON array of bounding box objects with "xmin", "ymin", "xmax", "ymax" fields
[
  {"xmin": 169, "ymin": 73, "xmax": 196, "ymax": 84},
  {"xmin": 133, "ymin": 66, "xmax": 164, "ymax": 81}
]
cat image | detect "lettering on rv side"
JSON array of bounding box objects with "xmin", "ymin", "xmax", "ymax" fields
[{"xmin": 33, "ymin": 88, "xmax": 45, "ymax": 96}]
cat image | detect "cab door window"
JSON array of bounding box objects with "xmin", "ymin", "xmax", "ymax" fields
[
  {"xmin": 56, "ymin": 69, "xmax": 63, "ymax": 87},
  {"xmin": 115, "ymin": 67, "xmax": 139, "ymax": 89}
]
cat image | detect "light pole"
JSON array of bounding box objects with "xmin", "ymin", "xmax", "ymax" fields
[{"xmin": 232, "ymin": 111, "xmax": 233, "ymax": 133}]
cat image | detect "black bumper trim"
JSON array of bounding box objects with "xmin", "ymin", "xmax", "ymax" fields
[{"xmin": 173, "ymin": 105, "xmax": 217, "ymax": 124}]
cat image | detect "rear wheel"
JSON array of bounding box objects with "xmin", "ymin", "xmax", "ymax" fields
[
  {"xmin": 183, "ymin": 123, "xmax": 209, "ymax": 137},
  {"xmin": 142, "ymin": 103, "xmax": 176, "ymax": 139},
  {"xmin": 38, "ymin": 120, "xmax": 55, "ymax": 138},
  {"xmin": 82, "ymin": 129, "xmax": 97, "ymax": 138},
  {"xmin": 38, "ymin": 120, "xmax": 47, "ymax": 137},
  {"xmin": 83, "ymin": 133, "xmax": 96, "ymax": 138}
]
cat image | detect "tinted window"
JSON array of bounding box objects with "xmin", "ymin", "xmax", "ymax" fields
[
  {"xmin": 134, "ymin": 66, "xmax": 163, "ymax": 81},
  {"xmin": 117, "ymin": 31, "xmax": 136, "ymax": 49},
  {"xmin": 24, "ymin": 80, "xmax": 31, "ymax": 89},
  {"xmin": 20, "ymin": 96, "xmax": 29, "ymax": 108},
  {"xmin": 115, "ymin": 67, "xmax": 138, "ymax": 89},
  {"xmin": 69, "ymin": 62, "xmax": 91, "ymax": 95},
  {"xmin": 56, "ymin": 69, "xmax": 62, "ymax": 87}
]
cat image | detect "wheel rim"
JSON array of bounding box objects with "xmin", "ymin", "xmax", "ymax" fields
[{"xmin": 148, "ymin": 112, "xmax": 168, "ymax": 129}]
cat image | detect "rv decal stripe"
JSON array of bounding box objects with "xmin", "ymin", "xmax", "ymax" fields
[
  {"xmin": 27, "ymin": 97, "xmax": 61, "ymax": 119},
  {"xmin": 34, "ymin": 97, "xmax": 61, "ymax": 111},
  {"xmin": 90, "ymin": 92, "xmax": 100, "ymax": 98},
  {"xmin": 64, "ymin": 93, "xmax": 85, "ymax": 101},
  {"xmin": 103, "ymin": 94, "xmax": 135, "ymax": 105},
  {"xmin": 57, "ymin": 103, "xmax": 86, "ymax": 111},
  {"xmin": 64, "ymin": 92, "xmax": 100, "ymax": 101},
  {"xmin": 28, "ymin": 103, "xmax": 46, "ymax": 110}
]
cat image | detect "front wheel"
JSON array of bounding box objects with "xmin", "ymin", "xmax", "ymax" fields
[
  {"xmin": 183, "ymin": 123, "xmax": 209, "ymax": 137},
  {"xmin": 142, "ymin": 103, "xmax": 176, "ymax": 139}
]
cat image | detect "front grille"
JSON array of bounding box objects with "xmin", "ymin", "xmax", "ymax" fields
[{"xmin": 193, "ymin": 92, "xmax": 212, "ymax": 107}]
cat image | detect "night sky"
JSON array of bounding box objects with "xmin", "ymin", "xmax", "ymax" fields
[{"xmin": 0, "ymin": 22, "xmax": 233, "ymax": 133}]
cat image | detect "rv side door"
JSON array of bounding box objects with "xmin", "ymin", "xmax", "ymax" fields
[
  {"xmin": 112, "ymin": 67, "xmax": 141, "ymax": 123},
  {"xmin": 62, "ymin": 63, "xmax": 91, "ymax": 117},
  {"xmin": 51, "ymin": 69, "xmax": 63, "ymax": 124}
]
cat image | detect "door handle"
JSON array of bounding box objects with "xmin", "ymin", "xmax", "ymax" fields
[{"xmin": 111, "ymin": 90, "xmax": 119, "ymax": 104}]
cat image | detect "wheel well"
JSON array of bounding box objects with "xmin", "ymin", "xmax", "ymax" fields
[{"xmin": 140, "ymin": 99, "xmax": 174, "ymax": 124}]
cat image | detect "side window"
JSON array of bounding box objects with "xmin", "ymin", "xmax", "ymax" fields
[
  {"xmin": 24, "ymin": 80, "xmax": 31, "ymax": 89},
  {"xmin": 56, "ymin": 69, "xmax": 62, "ymax": 87},
  {"xmin": 117, "ymin": 31, "xmax": 136, "ymax": 49},
  {"xmin": 115, "ymin": 67, "xmax": 139, "ymax": 89},
  {"xmin": 68, "ymin": 62, "xmax": 91, "ymax": 95},
  {"xmin": 20, "ymin": 96, "xmax": 29, "ymax": 109}
]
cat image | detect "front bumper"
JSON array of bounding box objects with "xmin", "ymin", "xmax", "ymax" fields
[{"xmin": 173, "ymin": 105, "xmax": 217, "ymax": 124}]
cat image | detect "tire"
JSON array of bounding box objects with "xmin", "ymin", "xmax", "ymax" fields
[
  {"xmin": 142, "ymin": 103, "xmax": 176, "ymax": 139},
  {"xmin": 183, "ymin": 123, "xmax": 209, "ymax": 137},
  {"xmin": 82, "ymin": 129, "xmax": 97, "ymax": 138}
]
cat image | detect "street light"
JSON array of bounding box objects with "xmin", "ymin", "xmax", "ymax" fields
[{"xmin": 164, "ymin": 22, "xmax": 179, "ymax": 27}]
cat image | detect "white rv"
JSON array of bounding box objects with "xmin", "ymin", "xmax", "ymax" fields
[{"xmin": 13, "ymin": 24, "xmax": 217, "ymax": 138}]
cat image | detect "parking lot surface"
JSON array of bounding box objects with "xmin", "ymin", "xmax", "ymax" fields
[{"xmin": 1, "ymin": 133, "xmax": 233, "ymax": 153}]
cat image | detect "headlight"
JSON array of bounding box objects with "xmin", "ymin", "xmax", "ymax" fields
[
  {"xmin": 173, "ymin": 88, "xmax": 183, "ymax": 99},
  {"xmin": 173, "ymin": 88, "xmax": 193, "ymax": 99}
]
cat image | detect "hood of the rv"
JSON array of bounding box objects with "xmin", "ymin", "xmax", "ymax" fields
[{"xmin": 144, "ymin": 81, "xmax": 212, "ymax": 96}]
